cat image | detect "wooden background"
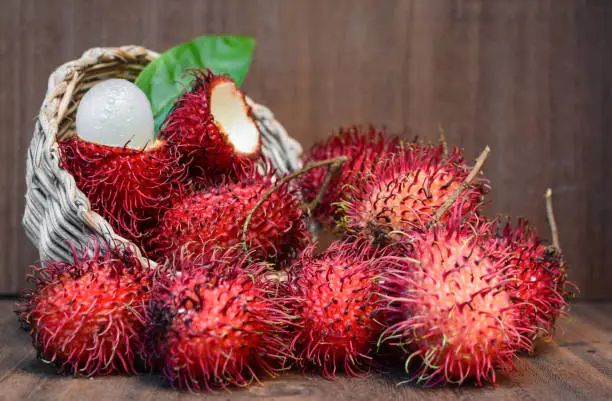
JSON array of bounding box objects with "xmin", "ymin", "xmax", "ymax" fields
[{"xmin": 0, "ymin": 0, "xmax": 611, "ymax": 299}]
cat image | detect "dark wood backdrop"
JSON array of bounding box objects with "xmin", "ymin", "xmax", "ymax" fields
[{"xmin": 0, "ymin": 0, "xmax": 611, "ymax": 299}]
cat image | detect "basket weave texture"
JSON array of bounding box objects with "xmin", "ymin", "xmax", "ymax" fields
[{"xmin": 23, "ymin": 46, "xmax": 303, "ymax": 264}]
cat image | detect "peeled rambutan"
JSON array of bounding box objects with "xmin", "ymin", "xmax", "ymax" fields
[
  {"xmin": 146, "ymin": 250, "xmax": 292, "ymax": 391},
  {"xmin": 58, "ymin": 137, "xmax": 186, "ymax": 243},
  {"xmin": 493, "ymin": 218, "xmax": 575, "ymax": 344},
  {"xmin": 339, "ymin": 144, "xmax": 488, "ymax": 243},
  {"xmin": 379, "ymin": 218, "xmax": 532, "ymax": 386},
  {"xmin": 147, "ymin": 169, "xmax": 310, "ymax": 263},
  {"xmin": 299, "ymin": 126, "xmax": 404, "ymax": 222},
  {"xmin": 17, "ymin": 240, "xmax": 152, "ymax": 376},
  {"xmin": 285, "ymin": 240, "xmax": 392, "ymax": 377},
  {"xmin": 159, "ymin": 69, "xmax": 262, "ymax": 180}
]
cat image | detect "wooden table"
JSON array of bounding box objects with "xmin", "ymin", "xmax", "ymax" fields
[{"xmin": 0, "ymin": 300, "xmax": 610, "ymax": 401}]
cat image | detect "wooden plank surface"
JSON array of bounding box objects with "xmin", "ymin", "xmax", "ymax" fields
[
  {"xmin": 0, "ymin": 300, "xmax": 610, "ymax": 401},
  {"xmin": 1, "ymin": 0, "xmax": 612, "ymax": 298}
]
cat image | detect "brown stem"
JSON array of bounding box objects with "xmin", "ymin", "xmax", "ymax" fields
[
  {"xmin": 305, "ymin": 161, "xmax": 345, "ymax": 213},
  {"xmin": 427, "ymin": 146, "xmax": 490, "ymax": 228},
  {"xmin": 545, "ymin": 188, "xmax": 560, "ymax": 251},
  {"xmin": 241, "ymin": 156, "xmax": 348, "ymax": 253},
  {"xmin": 438, "ymin": 124, "xmax": 448, "ymax": 156}
]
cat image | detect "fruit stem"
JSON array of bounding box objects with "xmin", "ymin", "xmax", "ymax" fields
[
  {"xmin": 241, "ymin": 156, "xmax": 348, "ymax": 253},
  {"xmin": 545, "ymin": 188, "xmax": 560, "ymax": 251},
  {"xmin": 427, "ymin": 145, "xmax": 490, "ymax": 228},
  {"xmin": 438, "ymin": 124, "xmax": 448, "ymax": 156}
]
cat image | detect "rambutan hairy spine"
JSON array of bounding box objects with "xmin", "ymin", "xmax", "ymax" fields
[
  {"xmin": 16, "ymin": 238, "xmax": 153, "ymax": 376},
  {"xmin": 378, "ymin": 217, "xmax": 533, "ymax": 386},
  {"xmin": 284, "ymin": 240, "xmax": 396, "ymax": 378},
  {"xmin": 146, "ymin": 248, "xmax": 293, "ymax": 391},
  {"xmin": 339, "ymin": 144, "xmax": 489, "ymax": 244},
  {"xmin": 299, "ymin": 126, "xmax": 405, "ymax": 223},
  {"xmin": 493, "ymin": 216, "xmax": 577, "ymax": 345}
]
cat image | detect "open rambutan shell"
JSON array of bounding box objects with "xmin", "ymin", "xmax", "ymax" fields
[
  {"xmin": 160, "ymin": 69, "xmax": 262, "ymax": 180},
  {"xmin": 57, "ymin": 136, "xmax": 186, "ymax": 245}
]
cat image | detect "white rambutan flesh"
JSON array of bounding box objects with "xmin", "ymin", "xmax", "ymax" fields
[
  {"xmin": 75, "ymin": 79, "xmax": 155, "ymax": 149},
  {"xmin": 210, "ymin": 80, "xmax": 260, "ymax": 155}
]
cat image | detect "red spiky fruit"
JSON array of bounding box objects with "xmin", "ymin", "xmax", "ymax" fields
[
  {"xmin": 494, "ymin": 218, "xmax": 575, "ymax": 344},
  {"xmin": 340, "ymin": 144, "xmax": 488, "ymax": 243},
  {"xmin": 58, "ymin": 137, "xmax": 186, "ymax": 243},
  {"xmin": 299, "ymin": 126, "xmax": 405, "ymax": 222},
  {"xmin": 148, "ymin": 169, "xmax": 310, "ymax": 263},
  {"xmin": 285, "ymin": 240, "xmax": 392, "ymax": 377},
  {"xmin": 146, "ymin": 250, "xmax": 292, "ymax": 391},
  {"xmin": 160, "ymin": 69, "xmax": 262, "ymax": 180},
  {"xmin": 379, "ymin": 218, "xmax": 532, "ymax": 386},
  {"xmin": 17, "ymin": 240, "xmax": 152, "ymax": 376}
]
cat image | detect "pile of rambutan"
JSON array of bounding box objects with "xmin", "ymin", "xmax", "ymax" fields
[{"xmin": 17, "ymin": 68, "xmax": 577, "ymax": 392}]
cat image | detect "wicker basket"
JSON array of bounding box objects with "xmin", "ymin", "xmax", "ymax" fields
[{"xmin": 23, "ymin": 46, "xmax": 303, "ymax": 264}]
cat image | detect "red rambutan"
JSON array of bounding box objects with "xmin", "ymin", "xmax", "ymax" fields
[
  {"xmin": 299, "ymin": 126, "xmax": 404, "ymax": 222},
  {"xmin": 17, "ymin": 240, "xmax": 152, "ymax": 376},
  {"xmin": 58, "ymin": 137, "xmax": 186, "ymax": 243},
  {"xmin": 146, "ymin": 250, "xmax": 292, "ymax": 391},
  {"xmin": 379, "ymin": 218, "xmax": 532, "ymax": 386},
  {"xmin": 159, "ymin": 69, "xmax": 262, "ymax": 180},
  {"xmin": 493, "ymin": 218, "xmax": 575, "ymax": 344},
  {"xmin": 147, "ymin": 169, "xmax": 310, "ymax": 263},
  {"xmin": 285, "ymin": 240, "xmax": 392, "ymax": 377},
  {"xmin": 339, "ymin": 144, "xmax": 488, "ymax": 243}
]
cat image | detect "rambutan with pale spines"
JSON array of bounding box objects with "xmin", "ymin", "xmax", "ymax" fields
[
  {"xmin": 299, "ymin": 126, "xmax": 406, "ymax": 222},
  {"xmin": 284, "ymin": 240, "xmax": 396, "ymax": 378},
  {"xmin": 338, "ymin": 143, "xmax": 489, "ymax": 244},
  {"xmin": 378, "ymin": 215, "xmax": 534, "ymax": 387},
  {"xmin": 146, "ymin": 248, "xmax": 293, "ymax": 391},
  {"xmin": 16, "ymin": 239, "xmax": 153, "ymax": 376},
  {"xmin": 492, "ymin": 217, "xmax": 576, "ymax": 345},
  {"xmin": 58, "ymin": 136, "xmax": 187, "ymax": 244},
  {"xmin": 159, "ymin": 68, "xmax": 262, "ymax": 181},
  {"xmin": 146, "ymin": 165, "xmax": 310, "ymax": 264}
]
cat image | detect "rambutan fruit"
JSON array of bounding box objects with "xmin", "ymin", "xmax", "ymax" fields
[
  {"xmin": 58, "ymin": 136, "xmax": 186, "ymax": 244},
  {"xmin": 147, "ymin": 169, "xmax": 310, "ymax": 263},
  {"xmin": 339, "ymin": 144, "xmax": 488, "ymax": 244},
  {"xmin": 379, "ymin": 218, "xmax": 532, "ymax": 386},
  {"xmin": 299, "ymin": 126, "xmax": 404, "ymax": 222},
  {"xmin": 17, "ymin": 240, "xmax": 152, "ymax": 376},
  {"xmin": 493, "ymin": 218, "xmax": 575, "ymax": 345},
  {"xmin": 146, "ymin": 250, "xmax": 292, "ymax": 391},
  {"xmin": 159, "ymin": 69, "xmax": 262, "ymax": 180},
  {"xmin": 285, "ymin": 240, "xmax": 392, "ymax": 377}
]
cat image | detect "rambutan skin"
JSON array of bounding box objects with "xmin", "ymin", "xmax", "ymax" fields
[
  {"xmin": 159, "ymin": 69, "xmax": 262, "ymax": 180},
  {"xmin": 493, "ymin": 218, "xmax": 576, "ymax": 344},
  {"xmin": 147, "ymin": 170, "xmax": 310, "ymax": 263},
  {"xmin": 17, "ymin": 240, "xmax": 153, "ymax": 376},
  {"xmin": 339, "ymin": 144, "xmax": 488, "ymax": 243},
  {"xmin": 284, "ymin": 240, "xmax": 393, "ymax": 378},
  {"xmin": 299, "ymin": 126, "xmax": 404, "ymax": 222},
  {"xmin": 378, "ymin": 219, "xmax": 532, "ymax": 386},
  {"xmin": 58, "ymin": 137, "xmax": 186, "ymax": 243},
  {"xmin": 146, "ymin": 250, "xmax": 292, "ymax": 391}
]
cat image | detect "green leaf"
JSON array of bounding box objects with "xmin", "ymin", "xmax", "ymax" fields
[{"xmin": 135, "ymin": 35, "xmax": 256, "ymax": 132}]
